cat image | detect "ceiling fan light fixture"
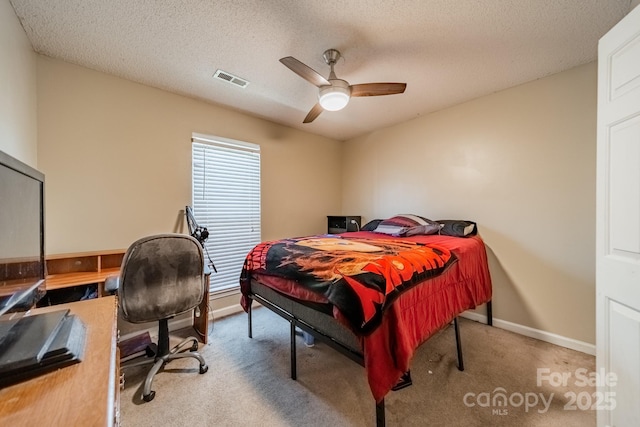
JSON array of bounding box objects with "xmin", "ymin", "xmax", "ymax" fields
[
  {"xmin": 319, "ymin": 81, "xmax": 350, "ymax": 111},
  {"xmin": 280, "ymin": 50, "xmax": 406, "ymax": 123}
]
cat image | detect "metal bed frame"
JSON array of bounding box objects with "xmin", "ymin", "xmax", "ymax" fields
[{"xmin": 245, "ymin": 283, "xmax": 493, "ymax": 427}]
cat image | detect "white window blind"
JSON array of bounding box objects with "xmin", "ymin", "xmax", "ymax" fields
[{"xmin": 191, "ymin": 133, "xmax": 261, "ymax": 295}]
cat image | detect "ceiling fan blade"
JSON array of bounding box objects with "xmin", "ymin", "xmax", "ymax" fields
[
  {"xmin": 303, "ymin": 103, "xmax": 324, "ymax": 123},
  {"xmin": 280, "ymin": 57, "xmax": 330, "ymax": 87},
  {"xmin": 350, "ymin": 83, "xmax": 407, "ymax": 97}
]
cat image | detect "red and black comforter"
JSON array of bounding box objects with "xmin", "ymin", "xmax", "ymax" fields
[
  {"xmin": 241, "ymin": 235, "xmax": 455, "ymax": 334},
  {"xmin": 240, "ymin": 231, "xmax": 492, "ymax": 402}
]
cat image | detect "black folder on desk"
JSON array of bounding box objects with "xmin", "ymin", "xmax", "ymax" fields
[{"xmin": 0, "ymin": 309, "xmax": 86, "ymax": 387}]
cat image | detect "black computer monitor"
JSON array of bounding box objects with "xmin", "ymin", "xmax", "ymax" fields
[
  {"xmin": 0, "ymin": 153, "xmax": 85, "ymax": 386},
  {"xmin": 0, "ymin": 149, "xmax": 46, "ymax": 316}
]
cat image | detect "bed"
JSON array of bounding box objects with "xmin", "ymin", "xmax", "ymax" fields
[{"xmin": 240, "ymin": 217, "xmax": 492, "ymax": 426}]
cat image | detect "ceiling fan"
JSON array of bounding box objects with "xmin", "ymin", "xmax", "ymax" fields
[{"xmin": 280, "ymin": 49, "xmax": 407, "ymax": 123}]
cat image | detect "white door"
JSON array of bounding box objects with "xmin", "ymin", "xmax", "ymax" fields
[{"xmin": 596, "ymin": 5, "xmax": 640, "ymax": 427}]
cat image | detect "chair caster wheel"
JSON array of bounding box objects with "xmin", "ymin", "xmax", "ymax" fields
[
  {"xmin": 143, "ymin": 390, "xmax": 155, "ymax": 402},
  {"xmin": 199, "ymin": 364, "xmax": 208, "ymax": 374},
  {"xmin": 145, "ymin": 344, "xmax": 158, "ymax": 358},
  {"xmin": 190, "ymin": 343, "xmax": 199, "ymax": 352}
]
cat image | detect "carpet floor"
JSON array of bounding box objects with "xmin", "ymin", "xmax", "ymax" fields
[{"xmin": 120, "ymin": 307, "xmax": 596, "ymax": 426}]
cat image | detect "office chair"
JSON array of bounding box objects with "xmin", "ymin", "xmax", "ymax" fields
[{"xmin": 107, "ymin": 233, "xmax": 208, "ymax": 402}]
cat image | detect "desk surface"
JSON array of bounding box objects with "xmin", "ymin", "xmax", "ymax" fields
[
  {"xmin": 45, "ymin": 268, "xmax": 120, "ymax": 291},
  {"xmin": 0, "ymin": 296, "xmax": 118, "ymax": 426}
]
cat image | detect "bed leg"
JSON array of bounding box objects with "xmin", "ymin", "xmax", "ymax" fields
[
  {"xmin": 290, "ymin": 320, "xmax": 297, "ymax": 380},
  {"xmin": 247, "ymin": 298, "xmax": 253, "ymax": 339},
  {"xmin": 376, "ymin": 399, "xmax": 385, "ymax": 427},
  {"xmin": 486, "ymin": 300, "xmax": 493, "ymax": 326},
  {"xmin": 391, "ymin": 371, "xmax": 412, "ymax": 391},
  {"xmin": 454, "ymin": 317, "xmax": 464, "ymax": 371}
]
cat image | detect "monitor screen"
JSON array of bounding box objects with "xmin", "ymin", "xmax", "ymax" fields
[{"xmin": 0, "ymin": 150, "xmax": 46, "ymax": 316}]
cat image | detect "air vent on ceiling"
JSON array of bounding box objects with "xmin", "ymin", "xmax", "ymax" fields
[{"xmin": 213, "ymin": 69, "xmax": 249, "ymax": 89}]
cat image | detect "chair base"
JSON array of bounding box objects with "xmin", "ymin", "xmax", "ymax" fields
[{"xmin": 122, "ymin": 335, "xmax": 208, "ymax": 402}]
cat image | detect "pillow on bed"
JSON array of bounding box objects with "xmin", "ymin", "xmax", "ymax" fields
[
  {"xmin": 361, "ymin": 219, "xmax": 383, "ymax": 231},
  {"xmin": 373, "ymin": 214, "xmax": 442, "ymax": 237},
  {"xmin": 437, "ymin": 220, "xmax": 477, "ymax": 237}
]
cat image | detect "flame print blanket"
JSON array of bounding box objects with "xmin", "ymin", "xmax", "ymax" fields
[{"xmin": 241, "ymin": 235, "xmax": 455, "ymax": 334}]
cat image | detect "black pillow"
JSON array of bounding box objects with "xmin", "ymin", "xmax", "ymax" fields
[
  {"xmin": 361, "ymin": 219, "xmax": 383, "ymax": 232},
  {"xmin": 437, "ymin": 220, "xmax": 477, "ymax": 237}
]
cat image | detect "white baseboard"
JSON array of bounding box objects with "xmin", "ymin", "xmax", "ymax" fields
[
  {"xmin": 211, "ymin": 303, "xmax": 245, "ymax": 320},
  {"xmin": 460, "ymin": 310, "xmax": 596, "ymax": 356},
  {"xmin": 119, "ymin": 316, "xmax": 194, "ymax": 342},
  {"xmin": 119, "ymin": 304, "xmax": 249, "ymax": 342},
  {"xmin": 121, "ymin": 303, "xmax": 595, "ymax": 356}
]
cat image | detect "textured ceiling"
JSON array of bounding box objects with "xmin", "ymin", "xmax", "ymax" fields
[{"xmin": 9, "ymin": 0, "xmax": 631, "ymax": 141}]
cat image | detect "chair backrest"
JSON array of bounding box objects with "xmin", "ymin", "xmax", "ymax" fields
[{"xmin": 119, "ymin": 233, "xmax": 205, "ymax": 324}]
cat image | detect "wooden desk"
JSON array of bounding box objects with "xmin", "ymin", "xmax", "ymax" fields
[
  {"xmin": 45, "ymin": 250, "xmax": 126, "ymax": 297},
  {"xmin": 193, "ymin": 273, "xmax": 211, "ymax": 344},
  {"xmin": 44, "ymin": 250, "xmax": 211, "ymax": 344},
  {"xmin": 0, "ymin": 297, "xmax": 119, "ymax": 426}
]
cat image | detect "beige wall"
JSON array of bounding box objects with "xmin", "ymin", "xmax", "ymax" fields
[
  {"xmin": 14, "ymin": 6, "xmax": 599, "ymax": 345},
  {"xmin": 342, "ymin": 62, "xmax": 597, "ymax": 344},
  {"xmin": 0, "ymin": 1, "xmax": 37, "ymax": 166},
  {"xmin": 37, "ymin": 57, "xmax": 342, "ymax": 255}
]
